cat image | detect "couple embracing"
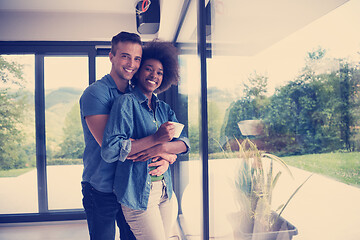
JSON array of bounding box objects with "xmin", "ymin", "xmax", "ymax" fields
[{"xmin": 80, "ymin": 31, "xmax": 190, "ymax": 240}]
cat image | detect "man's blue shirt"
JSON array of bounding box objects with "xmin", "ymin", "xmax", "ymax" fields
[
  {"xmin": 79, "ymin": 74, "xmax": 130, "ymax": 193},
  {"xmin": 101, "ymin": 87, "xmax": 190, "ymax": 210}
]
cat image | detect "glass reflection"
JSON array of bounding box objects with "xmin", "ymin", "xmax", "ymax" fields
[{"xmin": 207, "ymin": 0, "xmax": 360, "ymax": 239}]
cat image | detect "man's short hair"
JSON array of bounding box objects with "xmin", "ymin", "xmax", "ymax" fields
[{"xmin": 111, "ymin": 32, "xmax": 142, "ymax": 55}]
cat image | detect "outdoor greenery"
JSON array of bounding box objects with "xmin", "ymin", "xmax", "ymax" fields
[
  {"xmin": 187, "ymin": 151, "xmax": 360, "ymax": 187},
  {"xmin": 282, "ymin": 152, "xmax": 360, "ymax": 187},
  {"xmin": 188, "ymin": 100, "xmax": 225, "ymax": 154},
  {"xmin": 221, "ymin": 48, "xmax": 360, "ymax": 156},
  {"xmin": 0, "ymin": 56, "xmax": 85, "ymax": 171},
  {"xmin": 0, "ymin": 167, "xmax": 34, "ymax": 177},
  {"xmin": 222, "ymin": 72, "xmax": 269, "ymax": 140},
  {"xmin": 0, "ymin": 56, "xmax": 35, "ymax": 170},
  {"xmin": 1, "ymin": 47, "xmax": 359, "ymax": 185},
  {"xmin": 47, "ymin": 158, "xmax": 83, "ymax": 166},
  {"xmin": 54, "ymin": 104, "xmax": 84, "ymax": 159}
]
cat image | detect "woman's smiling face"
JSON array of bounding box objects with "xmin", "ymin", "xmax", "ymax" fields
[{"xmin": 137, "ymin": 59, "xmax": 163, "ymax": 98}]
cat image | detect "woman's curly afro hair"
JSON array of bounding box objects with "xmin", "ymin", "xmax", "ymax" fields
[{"xmin": 133, "ymin": 39, "xmax": 179, "ymax": 93}]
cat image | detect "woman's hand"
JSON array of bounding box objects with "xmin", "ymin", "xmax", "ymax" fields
[
  {"xmin": 128, "ymin": 143, "xmax": 177, "ymax": 164},
  {"xmin": 130, "ymin": 152, "xmax": 177, "ymax": 164},
  {"xmin": 148, "ymin": 159, "xmax": 169, "ymax": 176},
  {"xmin": 127, "ymin": 143, "xmax": 165, "ymax": 161},
  {"xmin": 153, "ymin": 122, "xmax": 175, "ymax": 143}
]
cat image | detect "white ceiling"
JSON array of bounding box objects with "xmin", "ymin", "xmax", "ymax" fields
[
  {"xmin": 0, "ymin": 0, "xmax": 186, "ymax": 42},
  {"xmin": 0, "ymin": 0, "xmax": 135, "ymax": 13},
  {"xmin": 207, "ymin": 0, "xmax": 350, "ymax": 55},
  {"xmin": 0, "ymin": 0, "xmax": 350, "ymax": 55}
]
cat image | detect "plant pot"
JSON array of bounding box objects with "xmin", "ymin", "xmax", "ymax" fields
[{"xmin": 229, "ymin": 211, "xmax": 298, "ymax": 240}]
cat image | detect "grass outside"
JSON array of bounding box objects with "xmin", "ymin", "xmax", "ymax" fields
[
  {"xmin": 0, "ymin": 167, "xmax": 35, "ymax": 177},
  {"xmin": 0, "ymin": 159, "xmax": 83, "ymax": 178},
  {"xmin": 282, "ymin": 152, "xmax": 360, "ymax": 187},
  {"xmin": 190, "ymin": 151, "xmax": 360, "ymax": 187}
]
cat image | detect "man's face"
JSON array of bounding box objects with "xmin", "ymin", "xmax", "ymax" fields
[{"xmin": 110, "ymin": 41, "xmax": 142, "ymax": 82}]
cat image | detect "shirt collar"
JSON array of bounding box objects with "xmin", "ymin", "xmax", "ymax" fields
[
  {"xmin": 131, "ymin": 86, "xmax": 160, "ymax": 106},
  {"xmin": 103, "ymin": 74, "xmax": 131, "ymax": 93}
]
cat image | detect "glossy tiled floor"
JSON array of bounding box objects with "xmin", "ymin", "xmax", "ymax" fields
[
  {"xmin": 0, "ymin": 220, "xmax": 91, "ymax": 240},
  {"xmin": 0, "ymin": 220, "xmax": 182, "ymax": 240},
  {"xmin": 1, "ymin": 163, "xmax": 360, "ymax": 240}
]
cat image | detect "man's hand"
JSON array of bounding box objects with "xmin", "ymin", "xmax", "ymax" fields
[
  {"xmin": 148, "ymin": 159, "xmax": 169, "ymax": 176},
  {"xmin": 127, "ymin": 144, "xmax": 165, "ymax": 161},
  {"xmin": 156, "ymin": 153, "xmax": 177, "ymax": 164},
  {"xmin": 127, "ymin": 143, "xmax": 177, "ymax": 164},
  {"xmin": 130, "ymin": 152, "xmax": 177, "ymax": 164}
]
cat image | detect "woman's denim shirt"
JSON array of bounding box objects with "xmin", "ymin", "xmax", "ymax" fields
[{"xmin": 101, "ymin": 87, "xmax": 190, "ymax": 210}]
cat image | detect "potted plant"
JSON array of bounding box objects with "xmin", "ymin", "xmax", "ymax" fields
[{"xmin": 229, "ymin": 138, "xmax": 312, "ymax": 240}]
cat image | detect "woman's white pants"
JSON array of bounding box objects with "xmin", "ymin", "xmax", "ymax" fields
[{"xmin": 121, "ymin": 180, "xmax": 178, "ymax": 240}]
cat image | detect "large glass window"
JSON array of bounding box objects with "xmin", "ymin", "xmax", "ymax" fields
[
  {"xmin": 1, "ymin": 2, "xmax": 359, "ymax": 236},
  {"xmin": 44, "ymin": 56, "xmax": 88, "ymax": 210},
  {"xmin": 177, "ymin": 54, "xmax": 203, "ymax": 238},
  {"xmin": 0, "ymin": 55, "xmax": 37, "ymax": 214},
  {"xmin": 96, "ymin": 56, "xmax": 111, "ymax": 80},
  {"xmin": 205, "ymin": 0, "xmax": 360, "ymax": 239},
  {"xmin": 0, "ymin": 51, "xmax": 112, "ymax": 218}
]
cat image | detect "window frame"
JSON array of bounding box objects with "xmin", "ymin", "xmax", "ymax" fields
[{"xmin": 0, "ymin": 42, "xmax": 100, "ymax": 223}]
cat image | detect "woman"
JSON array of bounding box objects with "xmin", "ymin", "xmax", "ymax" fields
[{"xmin": 101, "ymin": 40, "xmax": 190, "ymax": 240}]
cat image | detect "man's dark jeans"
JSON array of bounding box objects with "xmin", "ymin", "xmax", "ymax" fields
[{"xmin": 82, "ymin": 182, "xmax": 136, "ymax": 240}]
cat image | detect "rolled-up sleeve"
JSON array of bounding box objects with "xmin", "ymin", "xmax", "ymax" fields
[
  {"xmin": 101, "ymin": 96, "xmax": 134, "ymax": 163},
  {"xmin": 174, "ymin": 137, "xmax": 190, "ymax": 155},
  {"xmin": 101, "ymin": 138, "xmax": 132, "ymax": 163}
]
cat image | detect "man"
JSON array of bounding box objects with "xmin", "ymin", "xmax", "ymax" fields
[{"xmin": 80, "ymin": 32, "xmax": 171, "ymax": 240}]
